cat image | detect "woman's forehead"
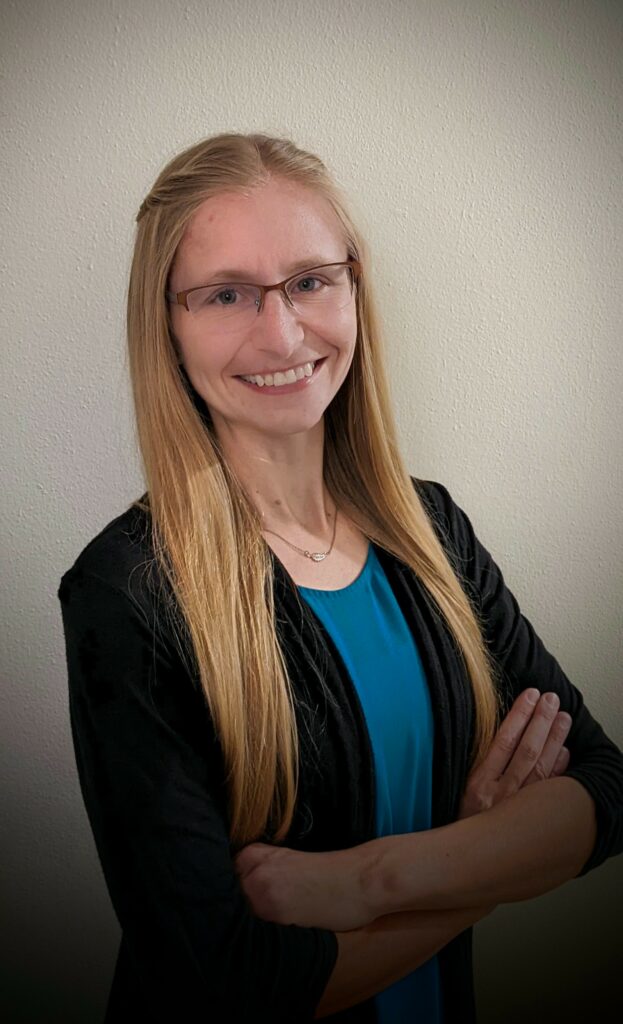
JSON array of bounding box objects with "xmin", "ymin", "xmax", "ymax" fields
[{"xmin": 175, "ymin": 178, "xmax": 346, "ymax": 280}]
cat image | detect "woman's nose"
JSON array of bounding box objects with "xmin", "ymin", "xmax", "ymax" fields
[{"xmin": 251, "ymin": 289, "xmax": 305, "ymax": 351}]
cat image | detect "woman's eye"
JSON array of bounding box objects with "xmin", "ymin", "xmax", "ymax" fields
[
  {"xmin": 213, "ymin": 288, "xmax": 239, "ymax": 306},
  {"xmin": 295, "ymin": 276, "xmax": 323, "ymax": 293}
]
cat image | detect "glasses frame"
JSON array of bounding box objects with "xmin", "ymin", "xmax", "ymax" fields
[{"xmin": 166, "ymin": 259, "xmax": 362, "ymax": 315}]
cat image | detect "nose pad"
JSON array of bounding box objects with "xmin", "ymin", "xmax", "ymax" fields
[
  {"xmin": 256, "ymin": 286, "xmax": 295, "ymax": 316},
  {"xmin": 257, "ymin": 288, "xmax": 300, "ymax": 324}
]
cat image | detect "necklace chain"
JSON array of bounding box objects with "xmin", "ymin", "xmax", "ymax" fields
[{"xmin": 262, "ymin": 505, "xmax": 338, "ymax": 561}]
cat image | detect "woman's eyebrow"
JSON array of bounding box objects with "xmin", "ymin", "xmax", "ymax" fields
[{"xmin": 202, "ymin": 256, "xmax": 343, "ymax": 282}]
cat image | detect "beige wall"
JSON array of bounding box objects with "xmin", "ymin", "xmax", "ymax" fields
[{"xmin": 1, "ymin": 1, "xmax": 621, "ymax": 1020}]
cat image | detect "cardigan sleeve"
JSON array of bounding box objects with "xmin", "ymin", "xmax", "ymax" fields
[
  {"xmin": 415, "ymin": 478, "xmax": 623, "ymax": 876},
  {"xmin": 58, "ymin": 565, "xmax": 338, "ymax": 1024}
]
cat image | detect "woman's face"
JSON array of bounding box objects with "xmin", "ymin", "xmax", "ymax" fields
[{"xmin": 168, "ymin": 177, "xmax": 358, "ymax": 443}]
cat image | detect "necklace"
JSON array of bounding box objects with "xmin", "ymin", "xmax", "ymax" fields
[{"xmin": 262, "ymin": 505, "xmax": 338, "ymax": 561}]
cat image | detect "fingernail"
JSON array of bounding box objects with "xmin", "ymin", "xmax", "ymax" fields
[
  {"xmin": 526, "ymin": 688, "xmax": 540, "ymax": 704},
  {"xmin": 545, "ymin": 692, "xmax": 559, "ymax": 708}
]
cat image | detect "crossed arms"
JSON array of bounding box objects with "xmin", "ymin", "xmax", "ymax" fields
[{"xmin": 235, "ymin": 688, "xmax": 597, "ymax": 1015}]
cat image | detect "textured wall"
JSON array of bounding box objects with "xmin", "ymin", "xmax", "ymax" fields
[{"xmin": 1, "ymin": 0, "xmax": 621, "ymax": 1020}]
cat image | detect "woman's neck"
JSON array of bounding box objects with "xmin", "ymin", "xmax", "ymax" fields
[{"xmin": 215, "ymin": 418, "xmax": 333, "ymax": 534}]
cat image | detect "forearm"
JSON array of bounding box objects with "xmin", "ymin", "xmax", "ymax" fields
[
  {"xmin": 314, "ymin": 904, "xmax": 490, "ymax": 1018},
  {"xmin": 363, "ymin": 777, "xmax": 597, "ymax": 916}
]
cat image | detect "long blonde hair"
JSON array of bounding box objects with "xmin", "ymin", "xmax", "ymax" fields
[{"xmin": 127, "ymin": 132, "xmax": 499, "ymax": 850}]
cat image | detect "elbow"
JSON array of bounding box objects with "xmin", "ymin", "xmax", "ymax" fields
[
  {"xmin": 566, "ymin": 770, "xmax": 622, "ymax": 877},
  {"xmin": 124, "ymin": 911, "xmax": 333, "ymax": 1022}
]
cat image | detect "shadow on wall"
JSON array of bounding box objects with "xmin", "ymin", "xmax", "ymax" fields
[{"xmin": 474, "ymin": 854, "xmax": 622, "ymax": 1022}]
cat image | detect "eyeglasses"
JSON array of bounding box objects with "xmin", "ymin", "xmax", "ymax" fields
[{"xmin": 167, "ymin": 260, "xmax": 361, "ymax": 333}]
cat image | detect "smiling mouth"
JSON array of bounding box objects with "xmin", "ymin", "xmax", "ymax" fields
[{"xmin": 236, "ymin": 358, "xmax": 326, "ymax": 388}]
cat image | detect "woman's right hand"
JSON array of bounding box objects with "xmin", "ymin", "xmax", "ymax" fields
[{"xmin": 458, "ymin": 688, "xmax": 572, "ymax": 820}]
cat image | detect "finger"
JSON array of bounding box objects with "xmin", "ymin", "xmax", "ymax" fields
[
  {"xmin": 552, "ymin": 745, "xmax": 571, "ymax": 776},
  {"xmin": 502, "ymin": 693, "xmax": 563, "ymax": 790},
  {"xmin": 474, "ymin": 688, "xmax": 541, "ymax": 781},
  {"xmin": 524, "ymin": 713, "xmax": 572, "ymax": 784}
]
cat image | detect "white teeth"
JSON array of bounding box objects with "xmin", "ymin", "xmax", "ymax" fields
[{"xmin": 240, "ymin": 360, "xmax": 317, "ymax": 387}]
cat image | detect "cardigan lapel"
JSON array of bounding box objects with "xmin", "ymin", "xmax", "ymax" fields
[
  {"xmin": 372, "ymin": 545, "xmax": 475, "ymax": 827},
  {"xmin": 271, "ymin": 554, "xmax": 377, "ymax": 850}
]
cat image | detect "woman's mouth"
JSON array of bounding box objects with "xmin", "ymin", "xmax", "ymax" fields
[{"xmin": 236, "ymin": 358, "xmax": 327, "ymax": 394}]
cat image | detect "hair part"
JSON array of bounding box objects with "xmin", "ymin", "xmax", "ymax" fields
[{"xmin": 127, "ymin": 132, "xmax": 499, "ymax": 850}]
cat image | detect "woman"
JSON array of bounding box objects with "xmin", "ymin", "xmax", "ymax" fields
[{"xmin": 58, "ymin": 132, "xmax": 623, "ymax": 1023}]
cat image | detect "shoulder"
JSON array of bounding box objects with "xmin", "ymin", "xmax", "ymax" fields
[
  {"xmin": 57, "ymin": 495, "xmax": 190, "ymax": 673},
  {"xmin": 410, "ymin": 477, "xmax": 470, "ymax": 548},
  {"xmin": 411, "ymin": 476, "xmax": 455, "ymax": 519},
  {"xmin": 408, "ymin": 476, "xmax": 488, "ymax": 595},
  {"xmin": 57, "ymin": 495, "xmax": 159, "ymax": 609}
]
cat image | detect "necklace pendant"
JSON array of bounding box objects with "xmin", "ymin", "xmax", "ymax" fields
[{"xmin": 310, "ymin": 551, "xmax": 326, "ymax": 561}]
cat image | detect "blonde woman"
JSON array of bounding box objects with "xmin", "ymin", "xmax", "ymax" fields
[{"xmin": 58, "ymin": 133, "xmax": 622, "ymax": 1023}]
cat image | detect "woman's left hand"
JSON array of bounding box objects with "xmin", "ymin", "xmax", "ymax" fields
[
  {"xmin": 234, "ymin": 841, "xmax": 372, "ymax": 931},
  {"xmin": 458, "ymin": 688, "xmax": 572, "ymax": 820}
]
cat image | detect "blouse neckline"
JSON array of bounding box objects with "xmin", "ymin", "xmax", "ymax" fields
[{"xmin": 297, "ymin": 542, "xmax": 373, "ymax": 595}]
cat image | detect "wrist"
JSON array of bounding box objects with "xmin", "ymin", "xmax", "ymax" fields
[
  {"xmin": 356, "ymin": 837, "xmax": 390, "ymax": 921},
  {"xmin": 357, "ymin": 827, "xmax": 462, "ymax": 917},
  {"xmin": 357, "ymin": 835, "xmax": 425, "ymax": 919}
]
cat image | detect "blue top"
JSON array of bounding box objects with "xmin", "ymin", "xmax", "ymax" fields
[{"xmin": 299, "ymin": 544, "xmax": 442, "ymax": 1023}]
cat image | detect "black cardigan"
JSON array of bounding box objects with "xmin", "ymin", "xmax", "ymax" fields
[{"xmin": 58, "ymin": 479, "xmax": 623, "ymax": 1023}]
